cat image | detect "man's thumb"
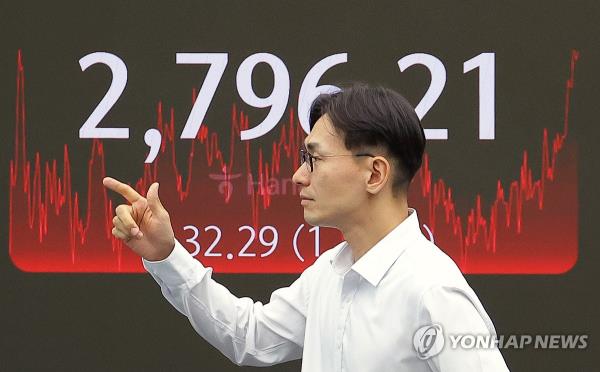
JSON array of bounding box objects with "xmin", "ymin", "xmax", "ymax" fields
[{"xmin": 146, "ymin": 182, "xmax": 166, "ymax": 214}]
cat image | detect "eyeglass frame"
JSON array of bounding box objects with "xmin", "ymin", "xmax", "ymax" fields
[{"xmin": 299, "ymin": 147, "xmax": 376, "ymax": 172}]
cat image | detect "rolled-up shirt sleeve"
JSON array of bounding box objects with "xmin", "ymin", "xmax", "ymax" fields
[
  {"xmin": 417, "ymin": 285, "xmax": 510, "ymax": 372},
  {"xmin": 142, "ymin": 239, "xmax": 309, "ymax": 367}
]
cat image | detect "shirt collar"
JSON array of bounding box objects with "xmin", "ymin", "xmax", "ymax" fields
[{"xmin": 330, "ymin": 208, "xmax": 421, "ymax": 287}]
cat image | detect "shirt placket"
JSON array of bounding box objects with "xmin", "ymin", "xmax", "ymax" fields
[{"xmin": 336, "ymin": 271, "xmax": 360, "ymax": 372}]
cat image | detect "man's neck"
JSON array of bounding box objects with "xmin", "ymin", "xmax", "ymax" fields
[{"xmin": 341, "ymin": 199, "xmax": 410, "ymax": 263}]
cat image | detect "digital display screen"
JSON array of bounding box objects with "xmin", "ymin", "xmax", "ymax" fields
[
  {"xmin": 2, "ymin": 2, "xmax": 598, "ymax": 372},
  {"xmin": 7, "ymin": 45, "xmax": 579, "ymax": 274}
]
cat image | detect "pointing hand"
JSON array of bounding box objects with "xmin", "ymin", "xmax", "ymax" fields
[{"xmin": 103, "ymin": 177, "xmax": 175, "ymax": 261}]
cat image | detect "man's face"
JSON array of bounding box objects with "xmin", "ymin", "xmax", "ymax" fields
[{"xmin": 292, "ymin": 115, "xmax": 370, "ymax": 228}]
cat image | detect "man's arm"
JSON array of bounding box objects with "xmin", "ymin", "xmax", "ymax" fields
[
  {"xmin": 143, "ymin": 239, "xmax": 312, "ymax": 367},
  {"xmin": 417, "ymin": 285, "xmax": 510, "ymax": 372}
]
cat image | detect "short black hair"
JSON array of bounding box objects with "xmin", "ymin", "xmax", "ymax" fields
[{"xmin": 309, "ymin": 83, "xmax": 426, "ymax": 195}]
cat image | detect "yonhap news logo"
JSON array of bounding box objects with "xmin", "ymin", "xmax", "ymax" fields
[
  {"xmin": 413, "ymin": 324, "xmax": 445, "ymax": 359},
  {"xmin": 413, "ymin": 324, "xmax": 589, "ymax": 359}
]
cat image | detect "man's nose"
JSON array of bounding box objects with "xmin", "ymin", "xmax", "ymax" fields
[{"xmin": 292, "ymin": 163, "xmax": 310, "ymax": 186}]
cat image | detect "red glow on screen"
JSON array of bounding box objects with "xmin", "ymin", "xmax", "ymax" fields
[{"xmin": 9, "ymin": 50, "xmax": 579, "ymax": 274}]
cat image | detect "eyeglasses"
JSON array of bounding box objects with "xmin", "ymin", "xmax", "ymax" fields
[{"xmin": 299, "ymin": 148, "xmax": 375, "ymax": 172}]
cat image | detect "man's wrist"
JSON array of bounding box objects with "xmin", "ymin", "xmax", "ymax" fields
[{"xmin": 144, "ymin": 240, "xmax": 176, "ymax": 262}]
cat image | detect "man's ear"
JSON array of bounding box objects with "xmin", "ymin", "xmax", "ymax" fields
[{"xmin": 365, "ymin": 156, "xmax": 391, "ymax": 195}]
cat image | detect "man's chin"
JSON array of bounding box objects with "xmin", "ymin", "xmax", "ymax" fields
[
  {"xmin": 303, "ymin": 212, "xmax": 320, "ymax": 227},
  {"xmin": 303, "ymin": 212, "xmax": 336, "ymax": 228}
]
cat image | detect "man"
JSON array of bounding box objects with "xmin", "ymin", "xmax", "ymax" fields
[{"xmin": 104, "ymin": 84, "xmax": 510, "ymax": 371}]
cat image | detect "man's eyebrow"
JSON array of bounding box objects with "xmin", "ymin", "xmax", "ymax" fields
[{"xmin": 304, "ymin": 141, "xmax": 320, "ymax": 152}]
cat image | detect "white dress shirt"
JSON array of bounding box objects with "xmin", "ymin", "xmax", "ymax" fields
[{"xmin": 143, "ymin": 209, "xmax": 510, "ymax": 371}]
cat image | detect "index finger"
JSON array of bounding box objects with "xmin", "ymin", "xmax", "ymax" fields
[{"xmin": 103, "ymin": 177, "xmax": 143, "ymax": 203}]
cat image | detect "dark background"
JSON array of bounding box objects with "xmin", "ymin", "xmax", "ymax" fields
[{"xmin": 1, "ymin": 1, "xmax": 599, "ymax": 370}]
